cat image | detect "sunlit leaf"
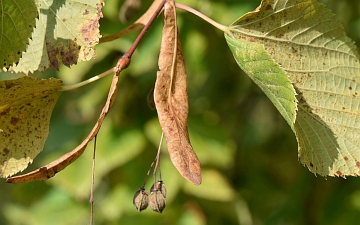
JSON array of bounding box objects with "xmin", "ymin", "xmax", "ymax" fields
[
  {"xmin": 8, "ymin": 0, "xmax": 104, "ymax": 74},
  {"xmin": 225, "ymin": 0, "xmax": 360, "ymax": 176},
  {"xmin": 0, "ymin": 76, "xmax": 62, "ymax": 178}
]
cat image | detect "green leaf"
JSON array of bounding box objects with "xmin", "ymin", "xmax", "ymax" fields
[
  {"xmin": 0, "ymin": 0, "xmax": 38, "ymax": 70},
  {"xmin": 0, "ymin": 76, "xmax": 62, "ymax": 178},
  {"xmin": 225, "ymin": 34, "xmax": 297, "ymax": 130},
  {"xmin": 225, "ymin": 0, "xmax": 360, "ymax": 177},
  {"xmin": 7, "ymin": 0, "xmax": 104, "ymax": 74}
]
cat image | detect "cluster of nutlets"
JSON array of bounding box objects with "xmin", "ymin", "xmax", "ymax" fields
[{"xmin": 133, "ymin": 180, "xmax": 166, "ymax": 213}]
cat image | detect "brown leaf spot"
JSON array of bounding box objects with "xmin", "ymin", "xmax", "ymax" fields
[
  {"xmin": 46, "ymin": 43, "xmax": 59, "ymax": 69},
  {"xmin": 336, "ymin": 171, "xmax": 343, "ymax": 176},
  {"xmin": 356, "ymin": 161, "xmax": 360, "ymax": 169},
  {"xmin": 310, "ymin": 162, "xmax": 313, "ymax": 167},
  {"xmin": 5, "ymin": 82, "xmax": 13, "ymax": 89},
  {"xmin": 249, "ymin": 37, "xmax": 256, "ymax": 42},
  {"xmin": 3, "ymin": 148, "xmax": 9, "ymax": 156},
  {"xmin": 0, "ymin": 107, "xmax": 10, "ymax": 116},
  {"xmin": 10, "ymin": 117, "xmax": 19, "ymax": 125},
  {"xmin": 80, "ymin": 19, "xmax": 99, "ymax": 43},
  {"xmin": 344, "ymin": 156, "xmax": 349, "ymax": 161},
  {"xmin": 46, "ymin": 40, "xmax": 80, "ymax": 69},
  {"xmin": 80, "ymin": 3, "xmax": 103, "ymax": 44},
  {"xmin": 83, "ymin": 9, "xmax": 89, "ymax": 15},
  {"xmin": 265, "ymin": 4, "xmax": 272, "ymax": 10}
]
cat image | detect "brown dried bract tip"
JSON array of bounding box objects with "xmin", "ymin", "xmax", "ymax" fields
[{"xmin": 133, "ymin": 188, "xmax": 149, "ymax": 212}]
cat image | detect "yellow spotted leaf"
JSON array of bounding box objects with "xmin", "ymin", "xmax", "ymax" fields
[
  {"xmin": 6, "ymin": 73, "xmax": 120, "ymax": 183},
  {"xmin": 0, "ymin": 76, "xmax": 62, "ymax": 178}
]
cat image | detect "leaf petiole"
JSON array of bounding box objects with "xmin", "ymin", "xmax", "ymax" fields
[
  {"xmin": 61, "ymin": 67, "xmax": 116, "ymax": 91},
  {"xmin": 175, "ymin": 3, "xmax": 227, "ymax": 32}
]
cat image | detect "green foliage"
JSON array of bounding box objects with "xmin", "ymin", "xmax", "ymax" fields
[
  {"xmin": 0, "ymin": 0, "xmax": 37, "ymax": 69},
  {"xmin": 224, "ymin": 34, "xmax": 297, "ymax": 130},
  {"xmin": 225, "ymin": 0, "xmax": 360, "ymax": 177},
  {"xmin": 2, "ymin": 0, "xmax": 104, "ymax": 74},
  {"xmin": 1, "ymin": 0, "xmax": 360, "ymax": 225}
]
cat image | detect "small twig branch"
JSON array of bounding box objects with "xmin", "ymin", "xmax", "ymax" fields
[
  {"xmin": 154, "ymin": 132, "xmax": 164, "ymax": 182},
  {"xmin": 175, "ymin": 3, "xmax": 227, "ymax": 32},
  {"xmin": 125, "ymin": 0, "xmax": 166, "ymax": 58},
  {"xmin": 99, "ymin": 24, "xmax": 142, "ymax": 44},
  {"xmin": 142, "ymin": 154, "xmax": 157, "ymax": 188},
  {"xmin": 141, "ymin": 132, "xmax": 164, "ymax": 189},
  {"xmin": 89, "ymin": 135, "xmax": 97, "ymax": 225}
]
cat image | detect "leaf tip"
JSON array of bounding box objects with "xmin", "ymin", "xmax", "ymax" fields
[
  {"xmin": 190, "ymin": 174, "xmax": 202, "ymax": 186},
  {"xmin": 183, "ymin": 160, "xmax": 202, "ymax": 185}
]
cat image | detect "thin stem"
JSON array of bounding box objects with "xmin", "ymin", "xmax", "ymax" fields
[
  {"xmin": 153, "ymin": 132, "xmax": 164, "ymax": 187},
  {"xmin": 142, "ymin": 154, "xmax": 157, "ymax": 188},
  {"xmin": 62, "ymin": 67, "xmax": 116, "ymax": 91},
  {"xmin": 125, "ymin": 0, "xmax": 166, "ymax": 58},
  {"xmin": 141, "ymin": 132, "xmax": 164, "ymax": 189},
  {"xmin": 100, "ymin": 24, "xmax": 142, "ymax": 44},
  {"xmin": 156, "ymin": 133, "xmax": 164, "ymax": 181},
  {"xmin": 175, "ymin": 3, "xmax": 227, "ymax": 32},
  {"xmin": 89, "ymin": 135, "xmax": 97, "ymax": 225}
]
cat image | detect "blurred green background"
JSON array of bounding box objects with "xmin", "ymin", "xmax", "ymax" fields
[{"xmin": 1, "ymin": 0, "xmax": 360, "ymax": 224}]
